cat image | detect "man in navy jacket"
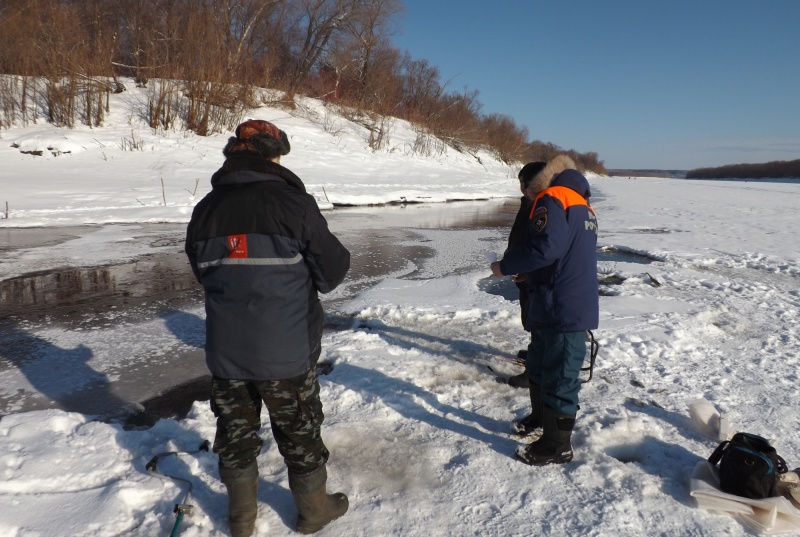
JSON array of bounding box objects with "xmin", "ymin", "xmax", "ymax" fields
[
  {"xmin": 491, "ymin": 154, "xmax": 598, "ymax": 465},
  {"xmin": 186, "ymin": 120, "xmax": 350, "ymax": 535}
]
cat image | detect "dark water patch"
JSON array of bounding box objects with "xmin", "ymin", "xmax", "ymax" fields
[
  {"xmin": 598, "ymin": 247, "xmax": 655, "ymax": 264},
  {"xmin": 329, "ymin": 199, "xmax": 519, "ymax": 231},
  {"xmin": 0, "ymin": 251, "xmax": 198, "ymax": 318},
  {"xmin": 599, "ymin": 273, "xmax": 627, "ymax": 286},
  {"xmin": 478, "ymin": 247, "xmax": 645, "ymax": 303},
  {"xmin": 477, "ymin": 276, "xmax": 520, "ymax": 301},
  {"xmin": 607, "ymin": 228, "xmax": 679, "ymax": 235},
  {"xmin": 634, "ymin": 228, "xmax": 671, "ymax": 234},
  {"xmin": 0, "ymin": 226, "xmax": 96, "ymax": 253},
  {"xmin": 480, "ymin": 271, "xmax": 628, "ymax": 302},
  {"xmin": 123, "ymin": 375, "xmax": 211, "ymax": 430}
]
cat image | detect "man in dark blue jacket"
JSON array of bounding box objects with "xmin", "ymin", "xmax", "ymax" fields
[
  {"xmin": 491, "ymin": 154, "xmax": 598, "ymax": 465},
  {"xmin": 186, "ymin": 120, "xmax": 350, "ymax": 535},
  {"xmin": 504, "ymin": 161, "xmax": 546, "ymax": 390}
]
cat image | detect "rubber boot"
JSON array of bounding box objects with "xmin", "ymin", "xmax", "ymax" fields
[
  {"xmin": 508, "ymin": 349, "xmax": 529, "ymax": 388},
  {"xmin": 511, "ymin": 383, "xmax": 542, "ymax": 435},
  {"xmin": 515, "ymin": 405, "xmax": 574, "ymax": 465},
  {"xmin": 219, "ymin": 462, "xmax": 259, "ymax": 537},
  {"xmin": 507, "ymin": 371, "xmax": 530, "ymax": 389},
  {"xmin": 289, "ymin": 464, "xmax": 349, "ymax": 534}
]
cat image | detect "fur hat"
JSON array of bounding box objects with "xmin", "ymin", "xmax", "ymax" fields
[
  {"xmin": 518, "ymin": 161, "xmax": 547, "ymax": 187},
  {"xmin": 223, "ymin": 119, "xmax": 291, "ymax": 159},
  {"xmin": 527, "ymin": 154, "xmax": 576, "ymax": 195}
]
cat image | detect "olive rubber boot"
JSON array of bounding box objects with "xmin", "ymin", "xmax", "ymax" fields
[
  {"xmin": 515, "ymin": 405, "xmax": 574, "ymax": 465},
  {"xmin": 289, "ymin": 464, "xmax": 349, "ymax": 534},
  {"xmin": 511, "ymin": 383, "xmax": 543, "ymax": 435},
  {"xmin": 219, "ymin": 462, "xmax": 258, "ymax": 537}
]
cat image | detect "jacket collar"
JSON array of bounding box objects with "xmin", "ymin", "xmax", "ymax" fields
[{"xmin": 210, "ymin": 155, "xmax": 306, "ymax": 192}]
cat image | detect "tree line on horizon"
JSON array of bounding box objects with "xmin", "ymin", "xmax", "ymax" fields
[
  {"xmin": 0, "ymin": 0, "xmax": 606, "ymax": 173},
  {"xmin": 686, "ymin": 159, "xmax": 800, "ymax": 180}
]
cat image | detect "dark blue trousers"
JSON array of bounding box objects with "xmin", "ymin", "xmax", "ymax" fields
[{"xmin": 526, "ymin": 329, "xmax": 586, "ymax": 415}]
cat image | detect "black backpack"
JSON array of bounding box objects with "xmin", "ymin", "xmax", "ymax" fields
[{"xmin": 708, "ymin": 432, "xmax": 788, "ymax": 499}]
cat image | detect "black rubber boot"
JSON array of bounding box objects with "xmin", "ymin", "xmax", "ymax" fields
[
  {"xmin": 219, "ymin": 462, "xmax": 258, "ymax": 537},
  {"xmin": 511, "ymin": 383, "xmax": 542, "ymax": 435},
  {"xmin": 515, "ymin": 405, "xmax": 575, "ymax": 465},
  {"xmin": 507, "ymin": 372, "xmax": 530, "ymax": 389},
  {"xmin": 289, "ymin": 464, "xmax": 349, "ymax": 534}
]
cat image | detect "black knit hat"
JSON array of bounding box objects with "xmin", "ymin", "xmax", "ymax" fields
[
  {"xmin": 222, "ymin": 119, "xmax": 290, "ymax": 159},
  {"xmin": 518, "ymin": 161, "xmax": 547, "ymax": 187}
]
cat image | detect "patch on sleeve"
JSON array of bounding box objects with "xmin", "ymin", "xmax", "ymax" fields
[{"xmin": 531, "ymin": 206, "xmax": 547, "ymax": 232}]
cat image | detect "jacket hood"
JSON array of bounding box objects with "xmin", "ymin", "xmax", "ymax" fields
[
  {"xmin": 210, "ymin": 155, "xmax": 306, "ymax": 192},
  {"xmin": 528, "ymin": 154, "xmax": 591, "ymax": 199},
  {"xmin": 552, "ymin": 169, "xmax": 591, "ymax": 199}
]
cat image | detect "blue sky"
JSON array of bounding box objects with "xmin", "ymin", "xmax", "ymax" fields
[{"xmin": 390, "ymin": 0, "xmax": 800, "ymax": 170}]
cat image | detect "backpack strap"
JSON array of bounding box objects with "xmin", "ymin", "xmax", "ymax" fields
[
  {"xmin": 708, "ymin": 440, "xmax": 730, "ymax": 465},
  {"xmin": 777, "ymin": 455, "xmax": 789, "ymax": 475}
]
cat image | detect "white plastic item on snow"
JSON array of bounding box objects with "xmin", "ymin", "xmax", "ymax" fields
[
  {"xmin": 717, "ymin": 413, "xmax": 730, "ymax": 442},
  {"xmin": 778, "ymin": 471, "xmax": 800, "ymax": 508},
  {"xmin": 686, "ymin": 397, "xmax": 732, "ymax": 440},
  {"xmin": 691, "ymin": 461, "xmax": 800, "ymax": 534}
]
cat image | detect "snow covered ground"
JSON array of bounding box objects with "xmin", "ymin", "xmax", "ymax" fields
[{"xmin": 1, "ymin": 81, "xmax": 800, "ymax": 536}]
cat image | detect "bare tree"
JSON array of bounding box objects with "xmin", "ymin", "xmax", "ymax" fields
[
  {"xmin": 343, "ymin": 0, "xmax": 402, "ymax": 110},
  {"xmin": 282, "ymin": 0, "xmax": 360, "ymax": 105},
  {"xmin": 211, "ymin": 0, "xmax": 279, "ymax": 81},
  {"xmin": 0, "ymin": 0, "xmax": 40, "ymax": 124},
  {"xmin": 396, "ymin": 55, "xmax": 443, "ymax": 123},
  {"xmin": 176, "ymin": 4, "xmax": 257, "ymax": 135}
]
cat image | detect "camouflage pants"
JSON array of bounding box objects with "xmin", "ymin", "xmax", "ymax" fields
[{"xmin": 210, "ymin": 368, "xmax": 329, "ymax": 474}]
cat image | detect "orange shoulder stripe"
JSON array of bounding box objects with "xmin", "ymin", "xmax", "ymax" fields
[{"xmin": 530, "ymin": 186, "xmax": 594, "ymax": 218}]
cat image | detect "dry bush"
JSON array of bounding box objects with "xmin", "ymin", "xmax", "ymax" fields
[
  {"xmin": 481, "ymin": 113, "xmax": 529, "ymax": 164},
  {"xmin": 320, "ymin": 105, "xmax": 345, "ymax": 137},
  {"xmin": 411, "ymin": 128, "xmax": 446, "ymax": 158},
  {"xmin": 365, "ymin": 112, "xmax": 393, "ymax": 151},
  {"xmin": 427, "ymin": 89, "xmax": 483, "ymax": 152},
  {"xmin": 0, "ymin": 75, "xmax": 22, "ymax": 127},
  {"xmin": 147, "ymin": 79, "xmax": 181, "ymax": 130}
]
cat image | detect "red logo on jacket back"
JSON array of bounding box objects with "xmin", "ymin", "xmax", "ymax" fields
[{"xmin": 228, "ymin": 234, "xmax": 248, "ymax": 258}]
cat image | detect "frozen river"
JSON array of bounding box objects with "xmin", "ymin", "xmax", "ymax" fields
[{"xmin": 0, "ymin": 200, "xmax": 526, "ymax": 425}]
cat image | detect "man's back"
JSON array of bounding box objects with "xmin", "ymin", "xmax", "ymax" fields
[{"xmin": 186, "ymin": 159, "xmax": 349, "ymax": 380}]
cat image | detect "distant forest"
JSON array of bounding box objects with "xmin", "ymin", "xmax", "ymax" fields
[
  {"xmin": 0, "ymin": 0, "xmax": 606, "ymax": 173},
  {"xmin": 609, "ymin": 169, "xmax": 686, "ymax": 179},
  {"xmin": 687, "ymin": 159, "xmax": 800, "ymax": 179}
]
